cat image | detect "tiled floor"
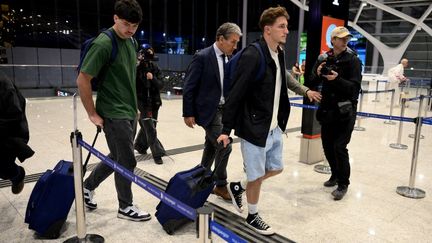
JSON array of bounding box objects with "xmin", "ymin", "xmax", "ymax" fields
[{"xmin": 1, "ymin": 89, "xmax": 431, "ymax": 243}]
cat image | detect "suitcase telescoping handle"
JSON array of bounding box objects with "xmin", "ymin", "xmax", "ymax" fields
[
  {"xmin": 196, "ymin": 137, "xmax": 233, "ymax": 189},
  {"xmin": 211, "ymin": 137, "xmax": 233, "ymax": 177},
  {"xmin": 82, "ymin": 126, "xmax": 102, "ymax": 176}
]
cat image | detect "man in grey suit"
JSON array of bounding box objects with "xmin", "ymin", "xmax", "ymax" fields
[{"xmin": 182, "ymin": 22, "xmax": 242, "ymax": 201}]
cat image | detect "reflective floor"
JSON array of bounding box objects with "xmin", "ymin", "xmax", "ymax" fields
[{"xmin": 1, "ymin": 89, "xmax": 431, "ymax": 243}]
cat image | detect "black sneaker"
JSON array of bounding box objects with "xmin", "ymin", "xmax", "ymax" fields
[
  {"xmin": 246, "ymin": 213, "xmax": 274, "ymax": 235},
  {"xmin": 228, "ymin": 182, "xmax": 245, "ymax": 213},
  {"xmin": 117, "ymin": 205, "xmax": 151, "ymax": 222},
  {"xmin": 332, "ymin": 186, "xmax": 348, "ymax": 200},
  {"xmin": 323, "ymin": 177, "xmax": 338, "ymax": 187},
  {"xmin": 11, "ymin": 166, "xmax": 25, "ymax": 194},
  {"xmin": 83, "ymin": 188, "xmax": 97, "ymax": 209}
]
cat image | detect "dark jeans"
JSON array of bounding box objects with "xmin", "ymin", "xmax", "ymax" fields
[
  {"xmin": 321, "ymin": 114, "xmax": 356, "ymax": 187},
  {"xmin": 201, "ymin": 108, "xmax": 232, "ymax": 187},
  {"xmin": 84, "ymin": 118, "xmax": 136, "ymax": 209},
  {"xmin": 134, "ymin": 108, "xmax": 166, "ymax": 158}
]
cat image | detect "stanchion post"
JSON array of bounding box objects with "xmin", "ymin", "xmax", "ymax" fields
[
  {"xmin": 372, "ymin": 80, "xmax": 380, "ymax": 102},
  {"xmin": 354, "ymin": 91, "xmax": 366, "ymax": 131},
  {"xmin": 65, "ymin": 94, "xmax": 104, "ymax": 243},
  {"xmin": 408, "ymin": 95, "xmax": 425, "ymax": 139},
  {"xmin": 384, "ymin": 89, "xmax": 396, "ymax": 125},
  {"xmin": 314, "ymin": 159, "xmax": 331, "ymax": 174},
  {"xmin": 389, "ymin": 98, "xmax": 408, "ymax": 150},
  {"xmin": 196, "ymin": 205, "xmax": 214, "ymax": 243},
  {"xmin": 425, "ymin": 92, "xmax": 431, "ymax": 115},
  {"xmin": 396, "ymin": 112, "xmax": 426, "ymax": 198},
  {"xmin": 428, "ymin": 89, "xmax": 432, "ymax": 111},
  {"xmin": 71, "ymin": 131, "xmax": 86, "ymax": 238},
  {"xmin": 415, "ymin": 80, "xmax": 420, "ymax": 97}
]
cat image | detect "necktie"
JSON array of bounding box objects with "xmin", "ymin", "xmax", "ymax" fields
[
  {"xmin": 221, "ymin": 54, "xmax": 229, "ymax": 98},
  {"xmin": 220, "ymin": 54, "xmax": 226, "ymax": 68}
]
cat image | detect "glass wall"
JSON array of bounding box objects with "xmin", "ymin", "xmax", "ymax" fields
[{"xmin": 1, "ymin": 0, "xmax": 298, "ymax": 53}]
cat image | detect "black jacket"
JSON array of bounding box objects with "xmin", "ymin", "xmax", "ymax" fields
[
  {"xmin": 310, "ymin": 48, "xmax": 362, "ymax": 110},
  {"xmin": 136, "ymin": 60, "xmax": 163, "ymax": 112},
  {"xmin": 0, "ymin": 72, "xmax": 34, "ymax": 162},
  {"xmin": 221, "ymin": 39, "xmax": 290, "ymax": 147},
  {"xmin": 182, "ymin": 45, "xmax": 223, "ymax": 127}
]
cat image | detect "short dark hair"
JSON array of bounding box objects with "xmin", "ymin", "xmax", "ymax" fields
[
  {"xmin": 114, "ymin": 0, "xmax": 143, "ymax": 24},
  {"xmin": 258, "ymin": 6, "xmax": 289, "ymax": 31}
]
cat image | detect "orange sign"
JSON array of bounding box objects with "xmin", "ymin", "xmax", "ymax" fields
[{"xmin": 320, "ymin": 16, "xmax": 345, "ymax": 54}]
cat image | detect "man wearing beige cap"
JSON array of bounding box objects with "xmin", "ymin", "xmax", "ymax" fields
[{"xmin": 310, "ymin": 26, "xmax": 362, "ymax": 200}]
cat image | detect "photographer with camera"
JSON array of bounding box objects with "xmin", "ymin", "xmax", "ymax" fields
[
  {"xmin": 134, "ymin": 46, "xmax": 166, "ymax": 164},
  {"xmin": 310, "ymin": 26, "xmax": 362, "ymax": 200}
]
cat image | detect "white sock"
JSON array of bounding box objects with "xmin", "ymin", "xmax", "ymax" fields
[{"xmin": 248, "ymin": 203, "xmax": 258, "ymax": 215}]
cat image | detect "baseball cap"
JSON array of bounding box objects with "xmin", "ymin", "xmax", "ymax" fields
[{"xmin": 331, "ymin": 26, "xmax": 353, "ymax": 39}]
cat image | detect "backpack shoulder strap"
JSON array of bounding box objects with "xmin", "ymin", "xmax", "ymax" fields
[
  {"xmin": 101, "ymin": 29, "xmax": 118, "ymax": 64},
  {"xmin": 251, "ymin": 42, "xmax": 266, "ymax": 81},
  {"xmin": 130, "ymin": 37, "xmax": 138, "ymax": 51}
]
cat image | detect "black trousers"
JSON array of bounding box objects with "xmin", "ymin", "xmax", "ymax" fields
[
  {"xmin": 134, "ymin": 107, "xmax": 166, "ymax": 158},
  {"xmin": 201, "ymin": 108, "xmax": 232, "ymax": 187},
  {"xmin": 0, "ymin": 150, "xmax": 20, "ymax": 181},
  {"xmin": 321, "ymin": 114, "xmax": 356, "ymax": 187},
  {"xmin": 84, "ymin": 119, "xmax": 137, "ymax": 208}
]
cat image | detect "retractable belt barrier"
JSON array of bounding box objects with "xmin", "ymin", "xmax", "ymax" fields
[
  {"xmin": 289, "ymin": 99, "xmax": 431, "ymax": 126},
  {"xmin": 78, "ymin": 139, "xmax": 196, "ymax": 220},
  {"xmin": 291, "ymin": 94, "xmax": 430, "ymax": 200},
  {"xmin": 362, "ymin": 89, "xmax": 393, "ymax": 94},
  {"xmin": 77, "ymin": 138, "xmax": 246, "ymax": 242},
  {"xmin": 210, "ymin": 221, "xmax": 247, "ymax": 243}
]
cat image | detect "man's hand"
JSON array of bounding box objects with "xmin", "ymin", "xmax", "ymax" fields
[
  {"xmin": 322, "ymin": 70, "xmax": 339, "ymax": 81},
  {"xmin": 317, "ymin": 62, "xmax": 326, "ymax": 76},
  {"xmin": 306, "ymin": 90, "xmax": 322, "ymax": 103},
  {"xmin": 89, "ymin": 113, "xmax": 104, "ymax": 129},
  {"xmin": 217, "ymin": 134, "xmax": 230, "ymax": 148},
  {"xmin": 184, "ymin": 117, "xmax": 196, "ymax": 128},
  {"xmin": 146, "ymin": 72, "xmax": 153, "ymax": 80}
]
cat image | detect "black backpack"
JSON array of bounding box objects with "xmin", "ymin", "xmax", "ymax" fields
[
  {"xmin": 223, "ymin": 42, "xmax": 265, "ymax": 98},
  {"xmin": 77, "ymin": 29, "xmax": 118, "ymax": 91}
]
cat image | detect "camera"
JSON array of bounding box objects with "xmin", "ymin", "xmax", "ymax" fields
[
  {"xmin": 320, "ymin": 56, "xmax": 338, "ymax": 75},
  {"xmin": 317, "ymin": 53, "xmax": 338, "ymax": 76},
  {"xmin": 138, "ymin": 46, "xmax": 159, "ymax": 62},
  {"xmin": 320, "ymin": 63, "xmax": 338, "ymax": 75}
]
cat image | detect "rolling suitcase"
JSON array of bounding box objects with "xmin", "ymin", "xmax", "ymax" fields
[
  {"xmin": 24, "ymin": 128, "xmax": 101, "ymax": 238},
  {"xmin": 24, "ymin": 160, "xmax": 75, "ymax": 238},
  {"xmin": 155, "ymin": 139, "xmax": 232, "ymax": 235},
  {"xmin": 155, "ymin": 165, "xmax": 215, "ymax": 234}
]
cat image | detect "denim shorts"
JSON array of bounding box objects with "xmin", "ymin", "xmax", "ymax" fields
[{"xmin": 240, "ymin": 127, "xmax": 284, "ymax": 182}]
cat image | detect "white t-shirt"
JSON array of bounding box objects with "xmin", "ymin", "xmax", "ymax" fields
[{"xmin": 269, "ymin": 46, "xmax": 281, "ymax": 131}]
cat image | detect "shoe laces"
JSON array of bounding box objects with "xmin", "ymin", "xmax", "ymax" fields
[
  {"xmin": 234, "ymin": 191, "xmax": 243, "ymax": 207},
  {"xmin": 84, "ymin": 189, "xmax": 95, "ymax": 202},
  {"xmin": 252, "ymin": 214, "xmax": 270, "ymax": 230},
  {"xmin": 122, "ymin": 204, "xmax": 147, "ymax": 216}
]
